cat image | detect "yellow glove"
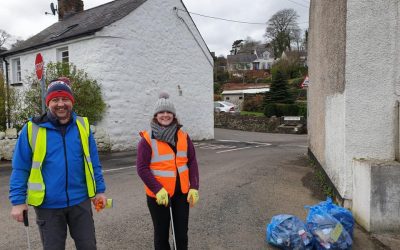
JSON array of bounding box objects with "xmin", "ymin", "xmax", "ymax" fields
[
  {"xmin": 155, "ymin": 188, "xmax": 169, "ymax": 206},
  {"xmin": 187, "ymin": 189, "xmax": 199, "ymax": 207}
]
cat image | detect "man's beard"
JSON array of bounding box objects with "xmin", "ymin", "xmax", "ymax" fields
[{"xmin": 51, "ymin": 106, "xmax": 72, "ymax": 122}]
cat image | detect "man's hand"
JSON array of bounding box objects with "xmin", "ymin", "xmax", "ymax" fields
[
  {"xmin": 155, "ymin": 188, "xmax": 169, "ymax": 207},
  {"xmin": 187, "ymin": 189, "xmax": 199, "ymax": 207},
  {"xmin": 92, "ymin": 193, "xmax": 107, "ymax": 212},
  {"xmin": 11, "ymin": 204, "xmax": 29, "ymax": 222}
]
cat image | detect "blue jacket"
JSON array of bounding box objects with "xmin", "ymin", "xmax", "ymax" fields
[{"xmin": 9, "ymin": 112, "xmax": 106, "ymax": 208}]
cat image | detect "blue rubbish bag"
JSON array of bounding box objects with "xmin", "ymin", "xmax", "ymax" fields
[
  {"xmin": 266, "ymin": 214, "xmax": 313, "ymax": 250},
  {"xmin": 320, "ymin": 198, "xmax": 354, "ymax": 237},
  {"xmin": 306, "ymin": 204, "xmax": 353, "ymax": 250}
]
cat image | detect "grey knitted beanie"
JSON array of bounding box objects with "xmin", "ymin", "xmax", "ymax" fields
[{"xmin": 153, "ymin": 92, "xmax": 176, "ymax": 116}]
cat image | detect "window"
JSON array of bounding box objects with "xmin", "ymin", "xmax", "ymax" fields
[
  {"xmin": 57, "ymin": 47, "xmax": 69, "ymax": 63},
  {"xmin": 11, "ymin": 58, "xmax": 21, "ymax": 83},
  {"xmin": 253, "ymin": 62, "xmax": 260, "ymax": 70}
]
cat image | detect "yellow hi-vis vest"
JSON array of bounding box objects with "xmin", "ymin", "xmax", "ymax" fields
[{"xmin": 26, "ymin": 116, "xmax": 96, "ymax": 206}]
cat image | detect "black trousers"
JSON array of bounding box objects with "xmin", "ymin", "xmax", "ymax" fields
[
  {"xmin": 34, "ymin": 199, "xmax": 96, "ymax": 250},
  {"xmin": 147, "ymin": 190, "xmax": 189, "ymax": 250}
]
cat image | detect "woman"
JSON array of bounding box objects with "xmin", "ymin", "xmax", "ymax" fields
[{"xmin": 137, "ymin": 92, "xmax": 200, "ymax": 250}]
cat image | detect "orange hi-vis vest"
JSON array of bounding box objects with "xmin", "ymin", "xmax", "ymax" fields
[{"xmin": 140, "ymin": 129, "xmax": 190, "ymax": 198}]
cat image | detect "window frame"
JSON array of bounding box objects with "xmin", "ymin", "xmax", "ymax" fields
[
  {"xmin": 11, "ymin": 57, "xmax": 22, "ymax": 84},
  {"xmin": 57, "ymin": 47, "xmax": 69, "ymax": 63}
]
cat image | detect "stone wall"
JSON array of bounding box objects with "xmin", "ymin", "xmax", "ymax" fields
[
  {"xmin": 0, "ymin": 125, "xmax": 111, "ymax": 161},
  {"xmin": 0, "ymin": 129, "xmax": 18, "ymax": 161},
  {"xmin": 214, "ymin": 113, "xmax": 306, "ymax": 134}
]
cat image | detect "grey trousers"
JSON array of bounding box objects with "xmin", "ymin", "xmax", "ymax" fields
[{"xmin": 34, "ymin": 199, "xmax": 96, "ymax": 250}]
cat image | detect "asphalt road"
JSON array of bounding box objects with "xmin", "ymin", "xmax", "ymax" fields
[{"xmin": 0, "ymin": 128, "xmax": 387, "ymax": 249}]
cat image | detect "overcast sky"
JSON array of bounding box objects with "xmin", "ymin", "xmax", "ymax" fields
[{"xmin": 0, "ymin": 0, "xmax": 309, "ymax": 56}]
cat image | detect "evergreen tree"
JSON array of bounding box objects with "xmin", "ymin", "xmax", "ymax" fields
[{"xmin": 265, "ymin": 70, "xmax": 293, "ymax": 104}]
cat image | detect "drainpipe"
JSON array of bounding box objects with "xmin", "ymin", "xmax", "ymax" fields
[{"xmin": 2, "ymin": 58, "xmax": 10, "ymax": 128}]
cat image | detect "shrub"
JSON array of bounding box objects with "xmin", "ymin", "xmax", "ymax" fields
[
  {"xmin": 258, "ymin": 78, "xmax": 272, "ymax": 84},
  {"xmin": 214, "ymin": 82, "xmax": 223, "ymax": 94},
  {"xmin": 264, "ymin": 103, "xmax": 277, "ymax": 117},
  {"xmin": 243, "ymin": 95, "xmax": 264, "ymax": 112},
  {"xmin": 297, "ymin": 102, "xmax": 307, "ymax": 117},
  {"xmin": 11, "ymin": 62, "xmax": 106, "ymax": 129},
  {"xmin": 289, "ymin": 77, "xmax": 304, "ymax": 87},
  {"xmin": 214, "ymin": 94, "xmax": 222, "ymax": 101},
  {"xmin": 264, "ymin": 103, "xmax": 305, "ymax": 117}
]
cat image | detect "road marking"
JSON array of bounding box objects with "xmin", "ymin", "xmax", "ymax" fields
[
  {"xmin": 217, "ymin": 139, "xmax": 240, "ymax": 142},
  {"xmin": 194, "ymin": 140, "xmax": 272, "ymax": 153},
  {"xmin": 103, "ymin": 166, "xmax": 136, "ymax": 173},
  {"xmin": 216, "ymin": 146, "xmax": 255, "ymax": 153},
  {"xmin": 278, "ymin": 144, "xmax": 307, "ymax": 148},
  {"xmin": 244, "ymin": 141, "xmax": 272, "ymax": 146}
]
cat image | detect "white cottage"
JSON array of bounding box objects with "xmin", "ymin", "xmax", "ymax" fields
[{"xmin": 0, "ymin": 0, "xmax": 214, "ymax": 151}]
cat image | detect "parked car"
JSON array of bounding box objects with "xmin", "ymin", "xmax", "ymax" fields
[{"xmin": 214, "ymin": 101, "xmax": 239, "ymax": 113}]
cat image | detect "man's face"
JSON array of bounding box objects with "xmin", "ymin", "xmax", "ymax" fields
[{"xmin": 48, "ymin": 97, "xmax": 73, "ymax": 124}]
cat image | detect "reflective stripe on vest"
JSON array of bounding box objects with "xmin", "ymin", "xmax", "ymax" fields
[
  {"xmin": 27, "ymin": 116, "xmax": 96, "ymax": 206},
  {"xmin": 140, "ymin": 130, "xmax": 190, "ymax": 198}
]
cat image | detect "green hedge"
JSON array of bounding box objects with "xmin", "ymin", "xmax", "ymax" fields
[{"xmin": 264, "ymin": 102, "xmax": 307, "ymax": 117}]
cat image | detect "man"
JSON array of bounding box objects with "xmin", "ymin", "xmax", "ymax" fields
[{"xmin": 9, "ymin": 77, "xmax": 107, "ymax": 250}]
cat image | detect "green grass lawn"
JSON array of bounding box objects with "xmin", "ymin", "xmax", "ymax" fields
[{"xmin": 240, "ymin": 111, "xmax": 265, "ymax": 117}]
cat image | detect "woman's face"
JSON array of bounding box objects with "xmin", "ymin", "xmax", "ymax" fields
[{"xmin": 156, "ymin": 111, "xmax": 174, "ymax": 127}]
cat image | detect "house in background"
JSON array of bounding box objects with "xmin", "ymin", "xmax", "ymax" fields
[
  {"xmin": 227, "ymin": 43, "xmax": 275, "ymax": 75},
  {"xmin": 221, "ymin": 83, "xmax": 269, "ymax": 109},
  {"xmin": 0, "ymin": 0, "xmax": 214, "ymax": 151}
]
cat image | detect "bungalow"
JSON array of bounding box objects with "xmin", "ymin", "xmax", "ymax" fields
[
  {"xmin": 0, "ymin": 0, "xmax": 214, "ymax": 151},
  {"xmin": 227, "ymin": 43, "xmax": 275, "ymax": 74},
  {"xmin": 221, "ymin": 83, "xmax": 269, "ymax": 109}
]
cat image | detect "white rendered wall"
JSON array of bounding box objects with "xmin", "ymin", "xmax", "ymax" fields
[
  {"xmin": 344, "ymin": 0, "xmax": 398, "ymax": 196},
  {"xmin": 325, "ymin": 94, "xmax": 346, "ymax": 195},
  {"xmin": 5, "ymin": 0, "xmax": 214, "ymax": 151},
  {"xmin": 309, "ymin": 0, "xmax": 400, "ymax": 199},
  {"xmin": 86, "ymin": 0, "xmax": 214, "ymax": 150}
]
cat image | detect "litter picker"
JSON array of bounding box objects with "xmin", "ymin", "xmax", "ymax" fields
[
  {"xmin": 23, "ymin": 210, "xmax": 31, "ymax": 250},
  {"xmin": 169, "ymin": 199, "xmax": 177, "ymax": 250}
]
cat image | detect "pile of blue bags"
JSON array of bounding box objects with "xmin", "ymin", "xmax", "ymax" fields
[{"xmin": 266, "ymin": 198, "xmax": 354, "ymax": 249}]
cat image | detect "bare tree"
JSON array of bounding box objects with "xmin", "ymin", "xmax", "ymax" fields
[
  {"xmin": 11, "ymin": 39, "xmax": 25, "ymax": 48},
  {"xmin": 239, "ymin": 37, "xmax": 262, "ymax": 54},
  {"xmin": 265, "ymin": 9, "xmax": 300, "ymax": 58},
  {"xmin": 0, "ymin": 29, "xmax": 11, "ymax": 48},
  {"xmin": 292, "ymin": 29, "xmax": 302, "ymax": 51}
]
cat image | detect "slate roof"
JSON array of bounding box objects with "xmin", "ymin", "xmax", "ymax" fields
[
  {"xmin": 227, "ymin": 54, "xmax": 257, "ymax": 64},
  {"xmin": 1, "ymin": 0, "xmax": 147, "ymax": 57}
]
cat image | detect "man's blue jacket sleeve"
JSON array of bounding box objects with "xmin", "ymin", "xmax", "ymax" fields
[{"xmin": 9, "ymin": 124, "xmax": 32, "ymax": 205}]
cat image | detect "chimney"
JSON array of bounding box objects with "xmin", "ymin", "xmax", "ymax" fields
[{"xmin": 58, "ymin": 0, "xmax": 84, "ymax": 21}]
